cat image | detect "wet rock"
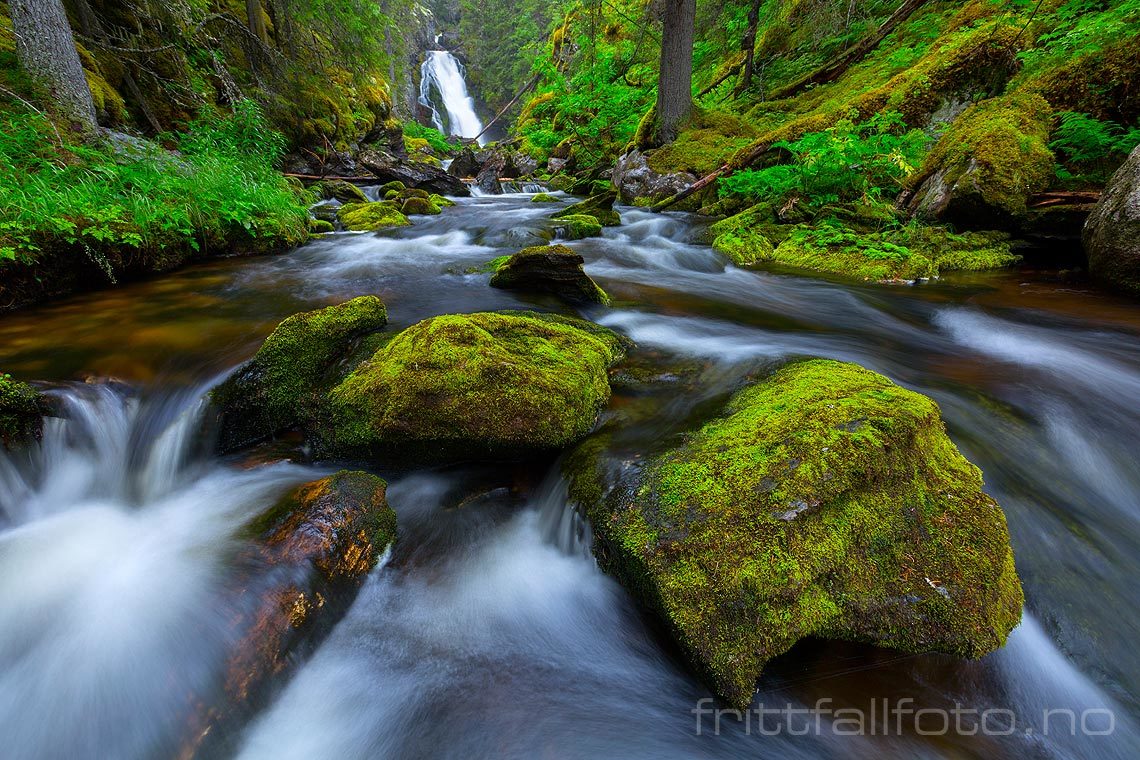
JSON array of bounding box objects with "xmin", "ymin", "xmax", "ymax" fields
[
  {"xmin": 185, "ymin": 470, "xmax": 396, "ymax": 756},
  {"xmin": 567, "ymin": 359, "xmax": 1023, "ymax": 709},
  {"xmin": 551, "ymin": 214, "xmax": 603, "ymax": 241},
  {"xmin": 1084, "ymin": 143, "xmax": 1140, "ymax": 295},
  {"xmin": 400, "ymin": 196, "xmax": 442, "ymax": 215},
  {"xmin": 474, "ymin": 153, "xmax": 506, "ymax": 194},
  {"xmin": 321, "ymin": 311, "xmax": 630, "ymax": 461},
  {"xmin": 552, "ymin": 190, "xmax": 622, "ymax": 227},
  {"xmin": 0, "ymin": 373, "xmax": 49, "ymax": 449},
  {"xmin": 358, "ymin": 147, "xmax": 469, "ymax": 196},
  {"xmin": 612, "ymin": 149, "xmax": 696, "ymax": 205},
  {"xmin": 489, "ymin": 244, "xmax": 609, "ymax": 304},
  {"xmin": 531, "ymin": 193, "xmax": 560, "ymax": 203},
  {"xmin": 447, "ymin": 147, "xmax": 482, "ymax": 178},
  {"xmin": 212, "ymin": 296, "xmax": 388, "ymax": 453},
  {"xmin": 336, "ymin": 202, "xmax": 412, "ymax": 231}
]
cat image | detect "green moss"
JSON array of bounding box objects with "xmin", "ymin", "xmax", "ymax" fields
[
  {"xmin": 570, "ymin": 359, "xmax": 1023, "ymax": 709},
  {"xmin": 378, "ymin": 181, "xmax": 407, "ymax": 195},
  {"xmin": 308, "ymin": 219, "xmax": 335, "ymax": 234},
  {"xmin": 531, "ymin": 192, "xmax": 561, "ymax": 203},
  {"xmin": 400, "ymin": 197, "xmax": 442, "ymax": 215},
  {"xmin": 489, "ymin": 244, "xmax": 610, "ymax": 304},
  {"xmin": 212, "ymin": 296, "xmax": 388, "ymax": 452},
  {"xmin": 473, "ymin": 254, "xmax": 513, "ymax": 274},
  {"xmin": 314, "ymin": 180, "xmax": 367, "ymax": 204},
  {"xmin": 552, "ymin": 213, "xmax": 603, "ymax": 240},
  {"xmin": 323, "ymin": 311, "xmax": 630, "ymax": 460},
  {"xmin": 396, "ymin": 188, "xmax": 430, "ymax": 200},
  {"xmin": 552, "ymin": 191, "xmax": 621, "ymax": 227},
  {"xmin": 0, "ymin": 373, "xmax": 46, "ymax": 447},
  {"xmin": 429, "ymin": 194, "xmax": 457, "ymax": 207},
  {"xmin": 337, "ymin": 202, "xmax": 412, "ymax": 231},
  {"xmin": 647, "ymin": 109, "xmax": 755, "ymax": 175}
]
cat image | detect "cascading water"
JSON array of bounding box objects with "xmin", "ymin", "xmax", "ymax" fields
[{"xmin": 418, "ymin": 43, "xmax": 487, "ymax": 145}]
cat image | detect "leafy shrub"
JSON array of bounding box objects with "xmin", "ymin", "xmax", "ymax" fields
[
  {"xmin": 718, "ymin": 111, "xmax": 927, "ymax": 208},
  {"xmin": 402, "ymin": 121, "xmax": 453, "ymax": 154}
]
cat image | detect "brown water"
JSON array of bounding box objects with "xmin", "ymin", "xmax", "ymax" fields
[{"xmin": 1, "ymin": 192, "xmax": 1138, "ymax": 759}]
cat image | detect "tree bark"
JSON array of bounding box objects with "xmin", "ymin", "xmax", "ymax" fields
[
  {"xmin": 9, "ymin": 0, "xmax": 99, "ymax": 132},
  {"xmin": 246, "ymin": 0, "xmax": 269, "ymax": 47},
  {"xmin": 736, "ymin": 0, "xmax": 763, "ymax": 95},
  {"xmin": 655, "ymin": 0, "xmax": 695, "ymax": 144}
]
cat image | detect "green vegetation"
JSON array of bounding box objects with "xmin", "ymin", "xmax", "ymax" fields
[
  {"xmin": 551, "ymin": 214, "xmax": 603, "ymax": 240},
  {"xmin": 324, "ymin": 311, "xmax": 629, "ymax": 459},
  {"xmin": 337, "ymin": 202, "xmax": 412, "ymax": 231},
  {"xmin": 0, "ymin": 102, "xmax": 308, "ymax": 271},
  {"xmin": 0, "ymin": 373, "xmax": 46, "ymax": 447},
  {"xmin": 552, "ymin": 191, "xmax": 621, "ymax": 226},
  {"xmin": 402, "ymin": 121, "xmax": 454, "ymax": 154},
  {"xmin": 212, "ymin": 295, "xmax": 388, "ymax": 452},
  {"xmin": 568, "ymin": 359, "xmax": 1023, "ymax": 709}
]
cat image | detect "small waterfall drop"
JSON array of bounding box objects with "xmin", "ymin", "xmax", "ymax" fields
[{"xmin": 418, "ymin": 46, "xmax": 486, "ymax": 145}]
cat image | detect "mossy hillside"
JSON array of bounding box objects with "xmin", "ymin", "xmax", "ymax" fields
[
  {"xmin": 552, "ymin": 214, "xmax": 603, "ymax": 240},
  {"xmin": 323, "ymin": 311, "xmax": 631, "ymax": 460},
  {"xmin": 710, "ymin": 205, "xmax": 1018, "ymax": 280},
  {"xmin": 646, "ymin": 109, "xmax": 756, "ymax": 176},
  {"xmin": 571, "ymin": 359, "xmax": 1023, "ymax": 709},
  {"xmin": 337, "ymin": 202, "xmax": 412, "ymax": 231},
  {"xmin": 0, "ymin": 373, "xmax": 47, "ymax": 447},
  {"xmin": 212, "ymin": 296, "xmax": 388, "ymax": 452}
]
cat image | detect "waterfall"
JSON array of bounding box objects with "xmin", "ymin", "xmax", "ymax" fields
[{"xmin": 418, "ymin": 49, "xmax": 487, "ymax": 145}]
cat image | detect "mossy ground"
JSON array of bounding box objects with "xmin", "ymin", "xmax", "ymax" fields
[
  {"xmin": 212, "ymin": 296, "xmax": 388, "ymax": 451},
  {"xmin": 710, "ymin": 204, "xmax": 1019, "ymax": 281},
  {"xmin": 570, "ymin": 359, "xmax": 1023, "ymax": 709},
  {"xmin": 324, "ymin": 311, "xmax": 629, "ymax": 460},
  {"xmin": 337, "ymin": 202, "xmax": 412, "ymax": 231}
]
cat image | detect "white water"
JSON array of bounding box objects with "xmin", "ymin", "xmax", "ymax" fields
[{"xmin": 419, "ymin": 50, "xmax": 486, "ymax": 144}]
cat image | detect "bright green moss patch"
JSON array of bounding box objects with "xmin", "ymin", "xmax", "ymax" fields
[
  {"xmin": 552, "ymin": 214, "xmax": 603, "ymax": 240},
  {"xmin": 552, "ymin": 191, "xmax": 622, "ymax": 227},
  {"xmin": 309, "ymin": 219, "xmax": 335, "ymax": 234},
  {"xmin": 212, "ymin": 296, "xmax": 388, "ymax": 452},
  {"xmin": 647, "ymin": 109, "xmax": 756, "ymax": 175},
  {"xmin": 531, "ymin": 193, "xmax": 561, "ymax": 203},
  {"xmin": 429, "ymin": 194, "xmax": 457, "ymax": 207},
  {"xmin": 323, "ymin": 311, "xmax": 630, "ymax": 460},
  {"xmin": 569, "ymin": 359, "xmax": 1023, "ymax": 709},
  {"xmin": 400, "ymin": 197, "xmax": 442, "ymax": 215},
  {"xmin": 337, "ymin": 202, "xmax": 412, "ymax": 231}
]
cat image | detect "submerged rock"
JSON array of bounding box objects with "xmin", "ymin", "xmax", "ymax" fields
[
  {"xmin": 322, "ymin": 311, "xmax": 630, "ymax": 461},
  {"xmin": 552, "ymin": 190, "xmax": 622, "ymax": 227},
  {"xmin": 568, "ymin": 359, "xmax": 1023, "ymax": 709},
  {"xmin": 0, "ymin": 373, "xmax": 48, "ymax": 449},
  {"xmin": 489, "ymin": 244, "xmax": 610, "ymax": 304},
  {"xmin": 212, "ymin": 296, "xmax": 388, "ymax": 452},
  {"xmin": 337, "ymin": 202, "xmax": 412, "ymax": 231},
  {"xmin": 1084, "ymin": 143, "xmax": 1140, "ymax": 295},
  {"xmin": 187, "ymin": 470, "xmax": 395, "ymax": 755}
]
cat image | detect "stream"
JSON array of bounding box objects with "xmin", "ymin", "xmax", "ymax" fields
[{"xmin": 1, "ymin": 192, "xmax": 1139, "ymax": 758}]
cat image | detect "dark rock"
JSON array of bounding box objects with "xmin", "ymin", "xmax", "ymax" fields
[
  {"xmin": 489, "ymin": 244, "xmax": 610, "ymax": 304},
  {"xmin": 1084, "ymin": 144, "xmax": 1140, "ymax": 295},
  {"xmin": 612, "ymin": 149, "xmax": 696, "ymax": 205},
  {"xmin": 448, "ymin": 148, "xmax": 481, "ymax": 178},
  {"xmin": 313, "ymin": 179, "xmax": 367, "ymax": 204},
  {"xmin": 0, "ymin": 374, "xmax": 49, "ymax": 449},
  {"xmin": 358, "ymin": 148, "xmax": 469, "ymax": 196}
]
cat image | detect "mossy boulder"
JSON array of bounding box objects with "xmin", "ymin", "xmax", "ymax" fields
[
  {"xmin": 531, "ymin": 192, "xmax": 561, "ymax": 203},
  {"xmin": 322, "ymin": 311, "xmax": 630, "ymax": 461},
  {"xmin": 429, "ymin": 193, "xmax": 456, "ymax": 207},
  {"xmin": 568, "ymin": 360, "xmax": 1023, "ymax": 709},
  {"xmin": 378, "ymin": 180, "xmax": 406, "ymax": 196},
  {"xmin": 489, "ymin": 244, "xmax": 610, "ymax": 304},
  {"xmin": 314, "ymin": 179, "xmax": 367, "ymax": 204},
  {"xmin": 337, "ymin": 202, "xmax": 412, "ymax": 231},
  {"xmin": 552, "ymin": 190, "xmax": 622, "ymax": 227},
  {"xmin": 308, "ymin": 218, "xmax": 335, "ymax": 234},
  {"xmin": 212, "ymin": 296, "xmax": 388, "ymax": 453},
  {"xmin": 905, "ymin": 93, "xmax": 1055, "ymax": 226},
  {"xmin": 396, "ymin": 188, "xmax": 431, "ymax": 200},
  {"xmin": 552, "ymin": 214, "xmax": 603, "ymax": 240},
  {"xmin": 400, "ymin": 196, "xmax": 442, "ymax": 215},
  {"xmin": 1084, "ymin": 143, "xmax": 1140, "ymax": 295},
  {"xmin": 0, "ymin": 373, "xmax": 48, "ymax": 448}
]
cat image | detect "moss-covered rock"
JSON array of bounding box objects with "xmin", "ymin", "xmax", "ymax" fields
[
  {"xmin": 429, "ymin": 193, "xmax": 457, "ymax": 207},
  {"xmin": 378, "ymin": 180, "xmax": 407, "ymax": 196},
  {"xmin": 489, "ymin": 244, "xmax": 610, "ymax": 304},
  {"xmin": 212, "ymin": 296, "xmax": 388, "ymax": 452},
  {"xmin": 552, "ymin": 213, "xmax": 603, "ymax": 240},
  {"xmin": 322, "ymin": 311, "xmax": 630, "ymax": 460},
  {"xmin": 400, "ymin": 196, "xmax": 442, "ymax": 215},
  {"xmin": 308, "ymin": 218, "xmax": 335, "ymax": 234},
  {"xmin": 552, "ymin": 190, "xmax": 622, "ymax": 227},
  {"xmin": 396, "ymin": 188, "xmax": 431, "ymax": 200},
  {"xmin": 1084, "ymin": 143, "xmax": 1140, "ymax": 295},
  {"xmin": 531, "ymin": 192, "xmax": 561, "ymax": 203},
  {"xmin": 337, "ymin": 202, "xmax": 412, "ymax": 231},
  {"xmin": 0, "ymin": 373, "xmax": 48, "ymax": 448},
  {"xmin": 314, "ymin": 179, "xmax": 367, "ymax": 204},
  {"xmin": 568, "ymin": 359, "xmax": 1023, "ymax": 709}
]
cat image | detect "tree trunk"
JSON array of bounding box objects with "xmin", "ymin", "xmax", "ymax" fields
[
  {"xmin": 9, "ymin": 0, "xmax": 98, "ymax": 132},
  {"xmin": 736, "ymin": 0, "xmax": 763, "ymax": 95},
  {"xmin": 246, "ymin": 0, "xmax": 269, "ymax": 47},
  {"xmin": 655, "ymin": 0, "xmax": 695, "ymax": 144}
]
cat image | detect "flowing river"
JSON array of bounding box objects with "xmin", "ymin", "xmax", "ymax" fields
[{"xmin": 1, "ymin": 192, "xmax": 1139, "ymax": 759}]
